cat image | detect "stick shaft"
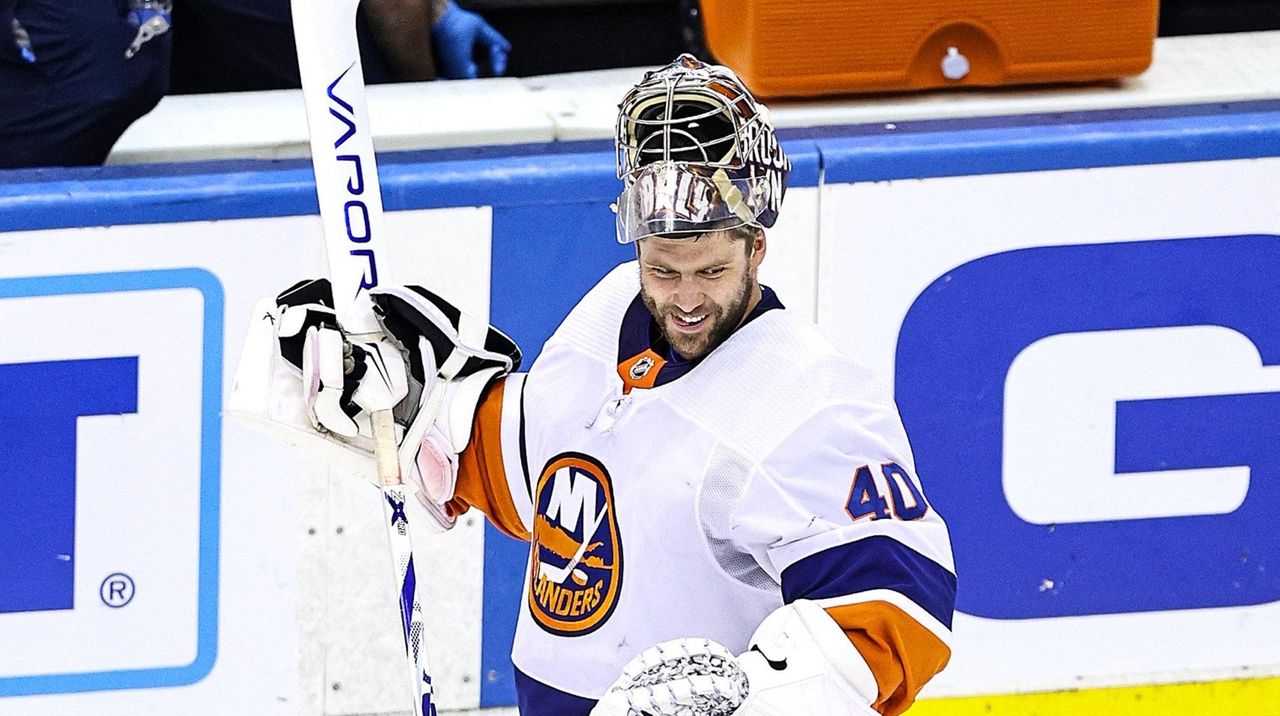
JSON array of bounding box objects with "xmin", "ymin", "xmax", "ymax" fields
[
  {"xmin": 292, "ymin": 0, "xmax": 391, "ymax": 331},
  {"xmin": 292, "ymin": 2, "xmax": 433, "ymax": 713}
]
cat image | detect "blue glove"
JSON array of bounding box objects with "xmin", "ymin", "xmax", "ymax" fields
[
  {"xmin": 430, "ymin": 1, "xmax": 511, "ymax": 79},
  {"xmin": 11, "ymin": 18, "xmax": 36, "ymax": 63}
]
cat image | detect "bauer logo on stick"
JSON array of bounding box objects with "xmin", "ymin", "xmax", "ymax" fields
[{"xmin": 529, "ymin": 452, "xmax": 623, "ymax": 636}]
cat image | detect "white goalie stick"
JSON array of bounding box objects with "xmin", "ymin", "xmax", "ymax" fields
[{"xmin": 291, "ymin": 2, "xmax": 435, "ymax": 714}]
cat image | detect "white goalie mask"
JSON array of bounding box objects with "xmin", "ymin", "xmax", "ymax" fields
[{"xmin": 614, "ymin": 54, "xmax": 790, "ymax": 244}]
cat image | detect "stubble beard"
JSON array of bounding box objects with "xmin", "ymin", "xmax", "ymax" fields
[{"xmin": 641, "ymin": 270, "xmax": 755, "ymax": 361}]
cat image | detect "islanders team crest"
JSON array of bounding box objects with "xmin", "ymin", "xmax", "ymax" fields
[{"xmin": 529, "ymin": 452, "xmax": 623, "ymax": 635}]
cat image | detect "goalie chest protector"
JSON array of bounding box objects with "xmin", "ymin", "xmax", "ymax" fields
[{"xmin": 697, "ymin": 0, "xmax": 1160, "ymax": 98}]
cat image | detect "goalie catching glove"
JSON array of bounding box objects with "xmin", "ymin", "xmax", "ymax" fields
[
  {"xmin": 591, "ymin": 600, "xmax": 879, "ymax": 716},
  {"xmin": 230, "ymin": 278, "xmax": 521, "ymax": 530}
]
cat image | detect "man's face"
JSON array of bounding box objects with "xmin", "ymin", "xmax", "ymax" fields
[{"xmin": 637, "ymin": 229, "xmax": 766, "ymax": 361}]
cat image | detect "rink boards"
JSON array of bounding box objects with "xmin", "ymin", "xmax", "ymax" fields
[{"xmin": 0, "ymin": 101, "xmax": 1278, "ymax": 714}]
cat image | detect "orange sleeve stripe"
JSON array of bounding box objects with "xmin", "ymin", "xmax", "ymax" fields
[
  {"xmin": 446, "ymin": 379, "xmax": 531, "ymax": 542},
  {"xmin": 826, "ymin": 601, "xmax": 952, "ymax": 716}
]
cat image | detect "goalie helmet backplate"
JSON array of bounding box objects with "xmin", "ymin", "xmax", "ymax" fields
[{"xmin": 613, "ymin": 54, "xmax": 790, "ymax": 244}]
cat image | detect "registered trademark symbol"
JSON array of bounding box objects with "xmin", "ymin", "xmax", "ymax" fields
[{"xmin": 100, "ymin": 573, "xmax": 135, "ymax": 608}]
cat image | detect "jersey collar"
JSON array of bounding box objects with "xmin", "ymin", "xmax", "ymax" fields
[{"xmin": 616, "ymin": 285, "xmax": 784, "ymax": 393}]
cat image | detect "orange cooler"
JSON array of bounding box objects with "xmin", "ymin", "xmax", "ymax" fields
[{"xmin": 698, "ymin": 0, "xmax": 1161, "ymax": 98}]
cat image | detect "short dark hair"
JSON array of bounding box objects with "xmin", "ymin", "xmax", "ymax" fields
[
  {"xmin": 724, "ymin": 223, "xmax": 763, "ymax": 244},
  {"xmin": 720, "ymin": 223, "xmax": 763, "ymax": 256},
  {"xmin": 637, "ymin": 224, "xmax": 763, "ymax": 258}
]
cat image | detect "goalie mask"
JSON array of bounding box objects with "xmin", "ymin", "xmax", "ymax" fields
[{"xmin": 614, "ymin": 54, "xmax": 790, "ymax": 244}]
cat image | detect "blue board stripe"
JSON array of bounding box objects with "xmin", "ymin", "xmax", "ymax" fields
[
  {"xmin": 819, "ymin": 106, "xmax": 1280, "ymax": 184},
  {"xmin": 12, "ymin": 105, "xmax": 1278, "ymax": 231},
  {"xmin": 779, "ymin": 99, "xmax": 1280, "ymax": 142},
  {"xmin": 0, "ymin": 140, "xmax": 820, "ymax": 233}
]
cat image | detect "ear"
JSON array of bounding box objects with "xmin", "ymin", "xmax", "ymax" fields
[{"xmin": 749, "ymin": 229, "xmax": 767, "ymax": 271}]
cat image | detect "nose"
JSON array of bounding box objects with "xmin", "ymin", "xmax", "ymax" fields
[{"xmin": 671, "ymin": 279, "xmax": 705, "ymax": 312}]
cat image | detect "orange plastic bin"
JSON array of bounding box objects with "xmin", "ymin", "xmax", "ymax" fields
[{"xmin": 698, "ymin": 0, "xmax": 1160, "ymax": 98}]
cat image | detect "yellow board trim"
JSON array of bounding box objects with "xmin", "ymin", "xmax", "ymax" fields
[{"xmin": 912, "ymin": 676, "xmax": 1280, "ymax": 714}]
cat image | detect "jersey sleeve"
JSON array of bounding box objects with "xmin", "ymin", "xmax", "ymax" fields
[
  {"xmin": 446, "ymin": 373, "xmax": 534, "ymax": 541},
  {"xmin": 732, "ymin": 399, "xmax": 956, "ymax": 716}
]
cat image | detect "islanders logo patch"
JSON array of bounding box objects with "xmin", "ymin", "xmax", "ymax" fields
[{"xmin": 528, "ymin": 452, "xmax": 623, "ymax": 636}]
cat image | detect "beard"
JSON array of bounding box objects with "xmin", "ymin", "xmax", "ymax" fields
[{"xmin": 641, "ymin": 270, "xmax": 755, "ymax": 361}]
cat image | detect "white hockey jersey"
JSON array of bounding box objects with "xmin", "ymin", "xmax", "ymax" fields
[{"xmin": 448, "ymin": 262, "xmax": 956, "ymax": 716}]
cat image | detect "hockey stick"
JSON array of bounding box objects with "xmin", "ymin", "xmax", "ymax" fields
[
  {"xmin": 291, "ymin": 2, "xmax": 434, "ymax": 714},
  {"xmin": 537, "ymin": 505, "xmax": 607, "ymax": 585}
]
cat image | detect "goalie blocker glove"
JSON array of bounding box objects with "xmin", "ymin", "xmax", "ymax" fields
[
  {"xmin": 229, "ymin": 279, "xmax": 520, "ymax": 530},
  {"xmin": 591, "ymin": 600, "xmax": 879, "ymax": 716},
  {"xmin": 371, "ymin": 283, "xmax": 520, "ymax": 529},
  {"xmin": 273, "ymin": 278, "xmax": 409, "ymax": 438}
]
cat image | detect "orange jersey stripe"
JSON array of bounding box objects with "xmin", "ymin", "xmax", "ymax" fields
[
  {"xmin": 826, "ymin": 601, "xmax": 952, "ymax": 716},
  {"xmin": 447, "ymin": 380, "xmax": 531, "ymax": 542}
]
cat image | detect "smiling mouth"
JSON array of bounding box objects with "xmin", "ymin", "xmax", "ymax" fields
[{"xmin": 671, "ymin": 312, "xmax": 708, "ymax": 331}]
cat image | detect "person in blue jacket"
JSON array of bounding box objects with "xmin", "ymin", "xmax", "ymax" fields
[{"xmin": 0, "ymin": 0, "xmax": 171, "ymax": 168}]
